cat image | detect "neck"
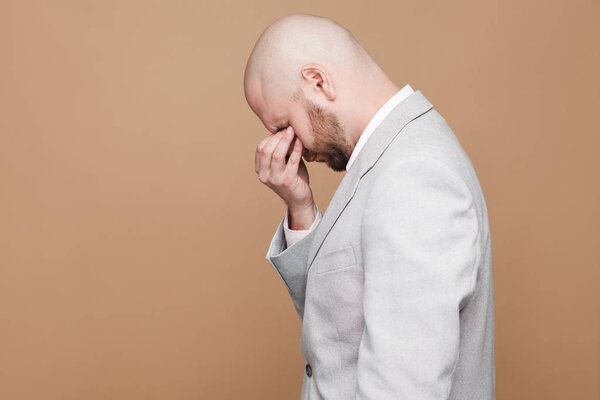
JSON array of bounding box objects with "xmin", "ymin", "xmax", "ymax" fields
[{"xmin": 349, "ymin": 78, "xmax": 402, "ymax": 148}]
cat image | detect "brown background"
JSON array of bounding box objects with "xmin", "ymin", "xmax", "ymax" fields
[{"xmin": 1, "ymin": 1, "xmax": 598, "ymax": 399}]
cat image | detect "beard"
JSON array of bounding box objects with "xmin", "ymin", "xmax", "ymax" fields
[{"xmin": 302, "ymin": 99, "xmax": 353, "ymax": 172}]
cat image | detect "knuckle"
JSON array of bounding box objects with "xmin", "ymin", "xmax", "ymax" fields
[
  {"xmin": 280, "ymin": 175, "xmax": 293, "ymax": 187},
  {"xmin": 271, "ymin": 176, "xmax": 282, "ymax": 186}
]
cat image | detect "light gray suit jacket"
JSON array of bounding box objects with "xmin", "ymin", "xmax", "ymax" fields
[{"xmin": 265, "ymin": 90, "xmax": 495, "ymax": 399}]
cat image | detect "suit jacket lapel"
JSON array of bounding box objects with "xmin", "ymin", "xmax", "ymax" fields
[{"xmin": 305, "ymin": 90, "xmax": 434, "ymax": 272}]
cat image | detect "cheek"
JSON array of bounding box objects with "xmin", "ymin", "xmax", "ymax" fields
[
  {"xmin": 290, "ymin": 113, "xmax": 316, "ymax": 150},
  {"xmin": 292, "ymin": 130, "xmax": 315, "ymax": 152}
]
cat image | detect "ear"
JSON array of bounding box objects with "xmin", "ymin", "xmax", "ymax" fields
[{"xmin": 300, "ymin": 64, "xmax": 336, "ymax": 102}]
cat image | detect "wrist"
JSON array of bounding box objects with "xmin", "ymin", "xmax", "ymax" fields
[{"xmin": 287, "ymin": 201, "xmax": 317, "ymax": 230}]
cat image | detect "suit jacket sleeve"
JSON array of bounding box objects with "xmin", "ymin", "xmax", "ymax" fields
[
  {"xmin": 356, "ymin": 156, "xmax": 481, "ymax": 399},
  {"xmin": 265, "ymin": 203, "xmax": 322, "ymax": 321}
]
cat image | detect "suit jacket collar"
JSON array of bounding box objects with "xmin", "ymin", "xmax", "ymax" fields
[{"xmin": 305, "ymin": 90, "xmax": 434, "ymax": 272}]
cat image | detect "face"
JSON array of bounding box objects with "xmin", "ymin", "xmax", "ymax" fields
[{"xmin": 247, "ymin": 79, "xmax": 353, "ymax": 171}]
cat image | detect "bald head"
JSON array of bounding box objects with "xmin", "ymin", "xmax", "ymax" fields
[
  {"xmin": 244, "ymin": 14, "xmax": 402, "ymax": 171},
  {"xmin": 244, "ymin": 14, "xmax": 377, "ymax": 103}
]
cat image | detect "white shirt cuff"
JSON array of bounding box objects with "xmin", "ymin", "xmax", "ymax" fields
[{"xmin": 283, "ymin": 203, "xmax": 322, "ymax": 248}]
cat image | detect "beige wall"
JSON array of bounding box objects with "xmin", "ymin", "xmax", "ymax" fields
[{"xmin": 1, "ymin": 1, "xmax": 598, "ymax": 399}]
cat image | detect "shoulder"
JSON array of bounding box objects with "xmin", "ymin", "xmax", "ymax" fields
[
  {"xmin": 361, "ymin": 109, "xmax": 488, "ymax": 240},
  {"xmin": 369, "ymin": 109, "xmax": 482, "ymax": 201}
]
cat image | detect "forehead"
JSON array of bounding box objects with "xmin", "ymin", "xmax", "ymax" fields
[{"xmin": 247, "ymin": 79, "xmax": 289, "ymax": 133}]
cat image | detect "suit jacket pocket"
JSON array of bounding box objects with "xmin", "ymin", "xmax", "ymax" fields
[{"xmin": 316, "ymin": 245, "xmax": 357, "ymax": 274}]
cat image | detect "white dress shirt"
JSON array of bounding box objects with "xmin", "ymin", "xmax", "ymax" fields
[{"xmin": 283, "ymin": 84, "xmax": 415, "ymax": 248}]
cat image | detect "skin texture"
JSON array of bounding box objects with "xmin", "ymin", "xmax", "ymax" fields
[{"xmin": 244, "ymin": 13, "xmax": 402, "ymax": 226}]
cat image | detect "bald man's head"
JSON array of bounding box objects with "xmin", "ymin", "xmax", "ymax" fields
[
  {"xmin": 244, "ymin": 14, "xmax": 374, "ymax": 103},
  {"xmin": 244, "ymin": 14, "xmax": 401, "ymax": 171}
]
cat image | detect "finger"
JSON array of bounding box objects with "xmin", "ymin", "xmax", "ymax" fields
[
  {"xmin": 255, "ymin": 134, "xmax": 276, "ymax": 173},
  {"xmin": 285, "ymin": 135, "xmax": 303, "ymax": 176},
  {"xmin": 258, "ymin": 131, "xmax": 284, "ymax": 175},
  {"xmin": 255, "ymin": 135, "xmax": 273, "ymax": 172},
  {"xmin": 271, "ymin": 126, "xmax": 295, "ymax": 173}
]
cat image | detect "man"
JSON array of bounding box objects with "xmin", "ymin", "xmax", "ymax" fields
[{"xmin": 244, "ymin": 14, "xmax": 495, "ymax": 400}]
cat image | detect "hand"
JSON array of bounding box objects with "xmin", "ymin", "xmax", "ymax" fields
[{"xmin": 255, "ymin": 126, "xmax": 314, "ymax": 211}]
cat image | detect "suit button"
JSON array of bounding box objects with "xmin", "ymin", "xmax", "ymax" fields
[{"xmin": 306, "ymin": 363, "xmax": 312, "ymax": 377}]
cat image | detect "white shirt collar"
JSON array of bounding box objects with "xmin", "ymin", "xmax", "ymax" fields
[{"xmin": 345, "ymin": 84, "xmax": 414, "ymax": 171}]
